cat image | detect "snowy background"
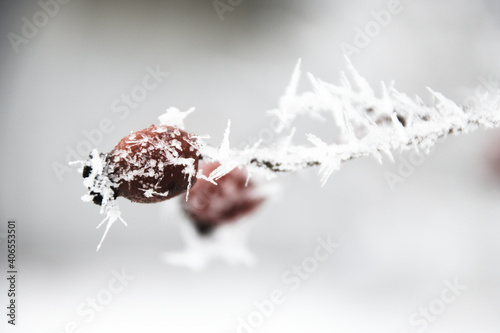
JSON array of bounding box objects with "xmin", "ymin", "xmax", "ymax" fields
[{"xmin": 1, "ymin": 0, "xmax": 500, "ymax": 332}]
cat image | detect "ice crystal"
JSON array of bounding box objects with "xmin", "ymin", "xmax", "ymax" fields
[
  {"xmin": 158, "ymin": 106, "xmax": 195, "ymax": 130},
  {"xmin": 197, "ymin": 58, "xmax": 500, "ymax": 186}
]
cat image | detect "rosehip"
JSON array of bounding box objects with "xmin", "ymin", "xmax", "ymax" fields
[
  {"xmin": 82, "ymin": 124, "xmax": 199, "ymax": 205},
  {"xmin": 181, "ymin": 162, "xmax": 265, "ymax": 235},
  {"xmin": 108, "ymin": 124, "xmax": 199, "ymax": 203}
]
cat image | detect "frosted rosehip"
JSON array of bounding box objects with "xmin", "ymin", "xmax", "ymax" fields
[
  {"xmin": 81, "ymin": 124, "xmax": 199, "ymax": 205},
  {"xmin": 181, "ymin": 162, "xmax": 265, "ymax": 235},
  {"xmin": 108, "ymin": 124, "xmax": 199, "ymax": 203}
]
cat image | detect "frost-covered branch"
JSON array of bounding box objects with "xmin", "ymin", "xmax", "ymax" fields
[
  {"xmin": 73, "ymin": 58, "xmax": 500, "ymax": 250},
  {"xmin": 199, "ymin": 58, "xmax": 500, "ymax": 186}
]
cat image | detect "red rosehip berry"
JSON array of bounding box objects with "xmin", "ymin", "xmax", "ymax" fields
[
  {"xmin": 181, "ymin": 162, "xmax": 265, "ymax": 235},
  {"xmin": 108, "ymin": 124, "xmax": 199, "ymax": 203},
  {"xmin": 82, "ymin": 124, "xmax": 199, "ymax": 205}
]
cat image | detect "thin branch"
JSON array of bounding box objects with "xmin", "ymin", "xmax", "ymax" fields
[{"xmin": 198, "ymin": 59, "xmax": 500, "ymax": 185}]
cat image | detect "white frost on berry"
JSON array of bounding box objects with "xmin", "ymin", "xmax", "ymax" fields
[
  {"xmin": 140, "ymin": 188, "xmax": 169, "ymax": 198},
  {"xmin": 175, "ymin": 157, "xmax": 197, "ymax": 200},
  {"xmin": 109, "ymin": 126, "xmax": 199, "ymax": 199},
  {"xmin": 70, "ymin": 149, "xmax": 125, "ymax": 251},
  {"xmin": 158, "ymin": 106, "xmax": 195, "ymax": 129},
  {"xmin": 74, "ymin": 149, "xmax": 117, "ymax": 208},
  {"xmin": 95, "ymin": 202, "xmax": 127, "ymax": 251},
  {"xmin": 196, "ymin": 168, "xmax": 218, "ymax": 185}
]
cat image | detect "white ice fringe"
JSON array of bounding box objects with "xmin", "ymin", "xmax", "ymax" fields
[
  {"xmin": 95, "ymin": 202, "xmax": 127, "ymax": 251},
  {"xmin": 198, "ymin": 58, "xmax": 500, "ymax": 186}
]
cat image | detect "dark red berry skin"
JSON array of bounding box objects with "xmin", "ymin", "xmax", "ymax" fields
[
  {"xmin": 108, "ymin": 124, "xmax": 199, "ymax": 203},
  {"xmin": 181, "ymin": 162, "xmax": 265, "ymax": 234}
]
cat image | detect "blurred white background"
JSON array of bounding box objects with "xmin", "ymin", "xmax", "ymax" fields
[{"xmin": 1, "ymin": 0, "xmax": 500, "ymax": 332}]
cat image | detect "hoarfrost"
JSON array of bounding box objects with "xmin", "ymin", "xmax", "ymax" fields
[
  {"xmin": 196, "ymin": 58, "xmax": 500, "ymax": 186},
  {"xmin": 158, "ymin": 107, "xmax": 195, "ymax": 129}
]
